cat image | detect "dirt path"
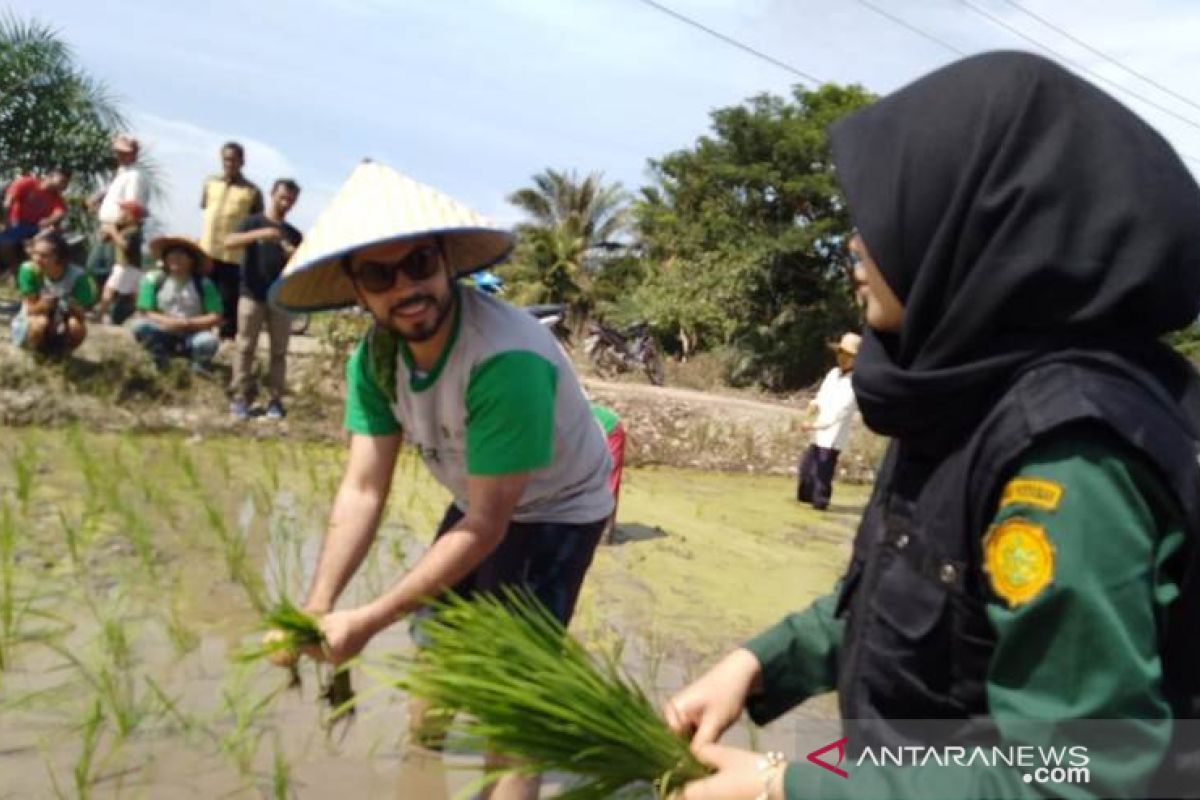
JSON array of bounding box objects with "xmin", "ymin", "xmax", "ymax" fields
[{"xmin": 583, "ymin": 376, "xmax": 805, "ymax": 416}]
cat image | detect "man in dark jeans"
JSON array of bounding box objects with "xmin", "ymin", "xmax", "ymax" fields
[
  {"xmin": 199, "ymin": 141, "xmax": 262, "ymax": 339},
  {"xmin": 262, "ymin": 160, "xmax": 614, "ymax": 800},
  {"xmin": 224, "ymin": 178, "xmax": 302, "ymax": 420}
]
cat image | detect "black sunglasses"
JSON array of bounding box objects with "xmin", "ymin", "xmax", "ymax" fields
[{"xmin": 348, "ymin": 243, "xmax": 443, "ymax": 294}]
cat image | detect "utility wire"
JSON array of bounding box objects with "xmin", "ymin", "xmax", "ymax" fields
[
  {"xmin": 634, "ymin": 0, "xmax": 824, "ymax": 87},
  {"xmin": 635, "ymin": 0, "xmax": 1200, "ymax": 168},
  {"xmin": 854, "ymin": 0, "xmax": 967, "ymax": 56},
  {"xmin": 958, "ymin": 0, "xmax": 1200, "ymax": 136},
  {"xmin": 998, "ymin": 0, "xmax": 1200, "ymax": 118}
]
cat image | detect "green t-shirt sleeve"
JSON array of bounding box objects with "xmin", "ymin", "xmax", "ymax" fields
[
  {"xmin": 782, "ymin": 429, "xmax": 1181, "ymax": 799},
  {"xmin": 590, "ymin": 404, "xmax": 620, "ymax": 436},
  {"xmin": 465, "ymin": 351, "xmax": 557, "ymax": 476},
  {"xmin": 743, "ymin": 590, "xmax": 844, "ymax": 725},
  {"xmin": 343, "ymin": 337, "xmax": 402, "ymax": 436},
  {"xmin": 16, "ymin": 262, "xmax": 41, "ymax": 297},
  {"xmin": 136, "ymin": 273, "xmax": 159, "ymax": 312},
  {"xmin": 200, "ymin": 277, "xmax": 223, "ymax": 315},
  {"xmin": 72, "ymin": 272, "xmax": 97, "ymax": 308}
]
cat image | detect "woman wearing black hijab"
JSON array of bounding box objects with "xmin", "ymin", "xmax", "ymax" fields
[{"xmin": 665, "ymin": 51, "xmax": 1200, "ymax": 799}]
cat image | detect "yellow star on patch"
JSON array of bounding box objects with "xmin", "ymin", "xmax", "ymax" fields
[{"xmin": 983, "ymin": 519, "xmax": 1056, "ymax": 607}]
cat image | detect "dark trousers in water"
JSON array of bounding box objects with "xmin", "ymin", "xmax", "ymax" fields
[{"xmin": 797, "ymin": 444, "xmax": 839, "ymax": 510}]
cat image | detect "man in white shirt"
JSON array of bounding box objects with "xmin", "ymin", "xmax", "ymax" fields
[
  {"xmin": 87, "ymin": 134, "xmax": 148, "ymax": 285},
  {"xmin": 797, "ymin": 332, "xmax": 860, "ymax": 510}
]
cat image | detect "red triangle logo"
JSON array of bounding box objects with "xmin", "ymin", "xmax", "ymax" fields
[{"xmin": 806, "ymin": 736, "xmax": 850, "ymax": 779}]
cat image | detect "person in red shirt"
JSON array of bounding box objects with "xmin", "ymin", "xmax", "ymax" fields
[{"xmin": 1, "ymin": 168, "xmax": 71, "ymax": 275}]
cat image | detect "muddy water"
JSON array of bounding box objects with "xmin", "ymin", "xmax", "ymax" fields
[{"xmin": 0, "ymin": 427, "xmax": 861, "ymax": 799}]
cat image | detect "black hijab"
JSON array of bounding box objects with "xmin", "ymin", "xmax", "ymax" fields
[{"xmin": 830, "ymin": 51, "xmax": 1200, "ymax": 454}]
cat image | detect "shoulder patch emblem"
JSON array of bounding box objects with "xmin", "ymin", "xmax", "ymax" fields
[
  {"xmin": 983, "ymin": 519, "xmax": 1056, "ymax": 607},
  {"xmin": 999, "ymin": 478, "xmax": 1064, "ymax": 512}
]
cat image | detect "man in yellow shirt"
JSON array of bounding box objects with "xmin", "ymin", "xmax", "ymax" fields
[{"xmin": 200, "ymin": 141, "xmax": 262, "ymax": 339}]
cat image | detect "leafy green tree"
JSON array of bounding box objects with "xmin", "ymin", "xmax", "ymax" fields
[
  {"xmin": 635, "ymin": 83, "xmax": 874, "ymax": 389},
  {"xmin": 0, "ymin": 14, "xmax": 165, "ymax": 235},
  {"xmin": 502, "ymin": 169, "xmax": 630, "ymax": 324},
  {"xmin": 1, "ymin": 16, "xmax": 124, "ymax": 185}
]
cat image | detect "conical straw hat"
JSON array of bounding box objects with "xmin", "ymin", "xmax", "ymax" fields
[{"xmin": 270, "ymin": 160, "xmax": 515, "ymax": 312}]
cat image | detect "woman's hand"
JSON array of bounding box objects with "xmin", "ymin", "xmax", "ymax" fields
[
  {"xmin": 677, "ymin": 744, "xmax": 786, "ymax": 800},
  {"xmin": 663, "ymin": 648, "xmax": 763, "ymax": 747}
]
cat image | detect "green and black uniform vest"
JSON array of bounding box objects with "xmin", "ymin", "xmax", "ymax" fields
[{"xmin": 835, "ymin": 353, "xmax": 1200, "ymax": 792}]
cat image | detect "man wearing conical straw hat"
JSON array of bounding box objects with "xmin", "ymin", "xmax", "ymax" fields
[{"xmin": 269, "ymin": 160, "xmax": 613, "ymax": 799}]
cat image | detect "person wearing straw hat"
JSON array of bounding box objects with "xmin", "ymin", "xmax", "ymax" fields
[
  {"xmin": 269, "ymin": 160, "xmax": 613, "ymax": 800},
  {"xmin": 796, "ymin": 331, "xmax": 859, "ymax": 511},
  {"xmin": 129, "ymin": 237, "xmax": 224, "ymax": 371},
  {"xmin": 86, "ymin": 133, "xmax": 148, "ymax": 289}
]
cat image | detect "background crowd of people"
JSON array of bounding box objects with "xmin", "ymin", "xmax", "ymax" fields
[{"xmin": 2, "ymin": 135, "xmax": 304, "ymax": 419}]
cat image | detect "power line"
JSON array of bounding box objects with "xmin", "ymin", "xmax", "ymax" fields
[
  {"xmin": 957, "ymin": 0, "xmax": 1200, "ymax": 137},
  {"xmin": 634, "ymin": 0, "xmax": 824, "ymax": 87},
  {"xmin": 854, "ymin": 0, "xmax": 967, "ymax": 57},
  {"xmin": 998, "ymin": 0, "xmax": 1200, "ymax": 118}
]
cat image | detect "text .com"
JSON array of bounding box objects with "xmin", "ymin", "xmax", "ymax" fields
[{"xmin": 1025, "ymin": 766, "xmax": 1091, "ymax": 786}]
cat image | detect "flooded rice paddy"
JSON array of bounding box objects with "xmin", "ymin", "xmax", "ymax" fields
[{"xmin": 0, "ymin": 427, "xmax": 862, "ymax": 798}]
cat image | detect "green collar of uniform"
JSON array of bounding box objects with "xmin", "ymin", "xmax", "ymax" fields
[{"xmin": 398, "ymin": 287, "xmax": 462, "ymax": 393}]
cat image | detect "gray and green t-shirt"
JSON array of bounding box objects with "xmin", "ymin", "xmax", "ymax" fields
[{"xmin": 344, "ymin": 288, "xmax": 614, "ymax": 524}]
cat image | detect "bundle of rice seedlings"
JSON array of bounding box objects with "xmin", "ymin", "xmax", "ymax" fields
[
  {"xmin": 238, "ymin": 599, "xmax": 355, "ymax": 728},
  {"xmin": 397, "ymin": 589, "xmax": 710, "ymax": 799}
]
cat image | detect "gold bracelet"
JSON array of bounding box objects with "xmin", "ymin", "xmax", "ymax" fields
[{"xmin": 755, "ymin": 751, "xmax": 787, "ymax": 800}]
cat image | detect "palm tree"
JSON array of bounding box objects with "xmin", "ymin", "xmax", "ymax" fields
[
  {"xmin": 0, "ymin": 14, "xmax": 167, "ymax": 233},
  {"xmin": 506, "ymin": 169, "xmax": 629, "ymax": 326}
]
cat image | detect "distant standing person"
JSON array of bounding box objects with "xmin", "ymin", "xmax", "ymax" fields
[
  {"xmin": 92, "ymin": 200, "xmax": 148, "ymax": 324},
  {"xmin": 796, "ymin": 332, "xmax": 859, "ymax": 510},
  {"xmin": 224, "ymin": 178, "xmax": 302, "ymax": 420},
  {"xmin": 87, "ymin": 134, "xmax": 148, "ymax": 288},
  {"xmin": 200, "ymin": 141, "xmax": 263, "ymax": 339},
  {"xmin": 591, "ymin": 404, "xmax": 627, "ymax": 543}
]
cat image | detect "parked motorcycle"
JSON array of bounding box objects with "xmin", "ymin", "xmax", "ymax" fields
[
  {"xmin": 583, "ymin": 320, "xmax": 665, "ymax": 386},
  {"xmin": 525, "ymin": 303, "xmax": 572, "ymax": 348}
]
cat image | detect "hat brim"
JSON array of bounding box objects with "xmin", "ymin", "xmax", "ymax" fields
[
  {"xmin": 268, "ymin": 227, "xmax": 515, "ymax": 313},
  {"xmin": 149, "ymin": 237, "xmax": 210, "ymax": 271},
  {"xmin": 828, "ymin": 342, "xmax": 859, "ymax": 354}
]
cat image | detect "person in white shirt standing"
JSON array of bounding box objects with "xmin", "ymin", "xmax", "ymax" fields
[
  {"xmin": 797, "ymin": 331, "xmax": 860, "ymax": 510},
  {"xmin": 87, "ymin": 134, "xmax": 148, "ymax": 290}
]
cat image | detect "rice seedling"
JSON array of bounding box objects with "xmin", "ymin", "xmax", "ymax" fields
[
  {"xmin": 237, "ymin": 599, "xmax": 324, "ymax": 669},
  {"xmin": 172, "ymin": 439, "xmax": 201, "ymax": 491},
  {"xmin": 270, "ymin": 734, "xmax": 293, "ymax": 800},
  {"xmin": 218, "ymin": 665, "xmax": 287, "ymax": 777},
  {"xmin": 160, "ymin": 598, "xmax": 200, "ymax": 657},
  {"xmin": 12, "ymin": 441, "xmax": 37, "ymax": 511},
  {"xmin": 55, "ymin": 696, "xmax": 105, "ymax": 800},
  {"xmin": 396, "ymin": 590, "xmax": 710, "ymax": 799},
  {"xmin": 238, "ymin": 599, "xmax": 356, "ymax": 729},
  {"xmin": 145, "ymin": 676, "xmax": 199, "ymax": 738},
  {"xmin": 0, "ymin": 501, "xmax": 16, "ymax": 671}
]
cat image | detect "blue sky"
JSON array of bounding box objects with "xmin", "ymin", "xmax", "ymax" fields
[{"xmin": 21, "ymin": 0, "xmax": 1200, "ymax": 235}]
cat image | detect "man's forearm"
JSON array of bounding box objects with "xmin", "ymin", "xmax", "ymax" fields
[
  {"xmin": 186, "ymin": 314, "xmax": 223, "ymax": 332},
  {"xmin": 361, "ymin": 518, "xmax": 503, "ymax": 631},
  {"xmin": 305, "ymin": 483, "xmax": 388, "ymax": 612}
]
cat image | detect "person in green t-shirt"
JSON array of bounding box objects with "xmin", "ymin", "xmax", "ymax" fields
[
  {"xmin": 10, "ymin": 230, "xmax": 96, "ymax": 356},
  {"xmin": 264, "ymin": 161, "xmax": 613, "ymax": 800},
  {"xmin": 591, "ymin": 403, "xmax": 626, "ymax": 543},
  {"xmin": 128, "ymin": 236, "xmax": 224, "ymax": 370},
  {"xmin": 665, "ymin": 53, "xmax": 1200, "ymax": 800}
]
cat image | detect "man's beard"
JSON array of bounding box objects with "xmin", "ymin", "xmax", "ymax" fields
[{"xmin": 379, "ymin": 289, "xmax": 456, "ymax": 343}]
